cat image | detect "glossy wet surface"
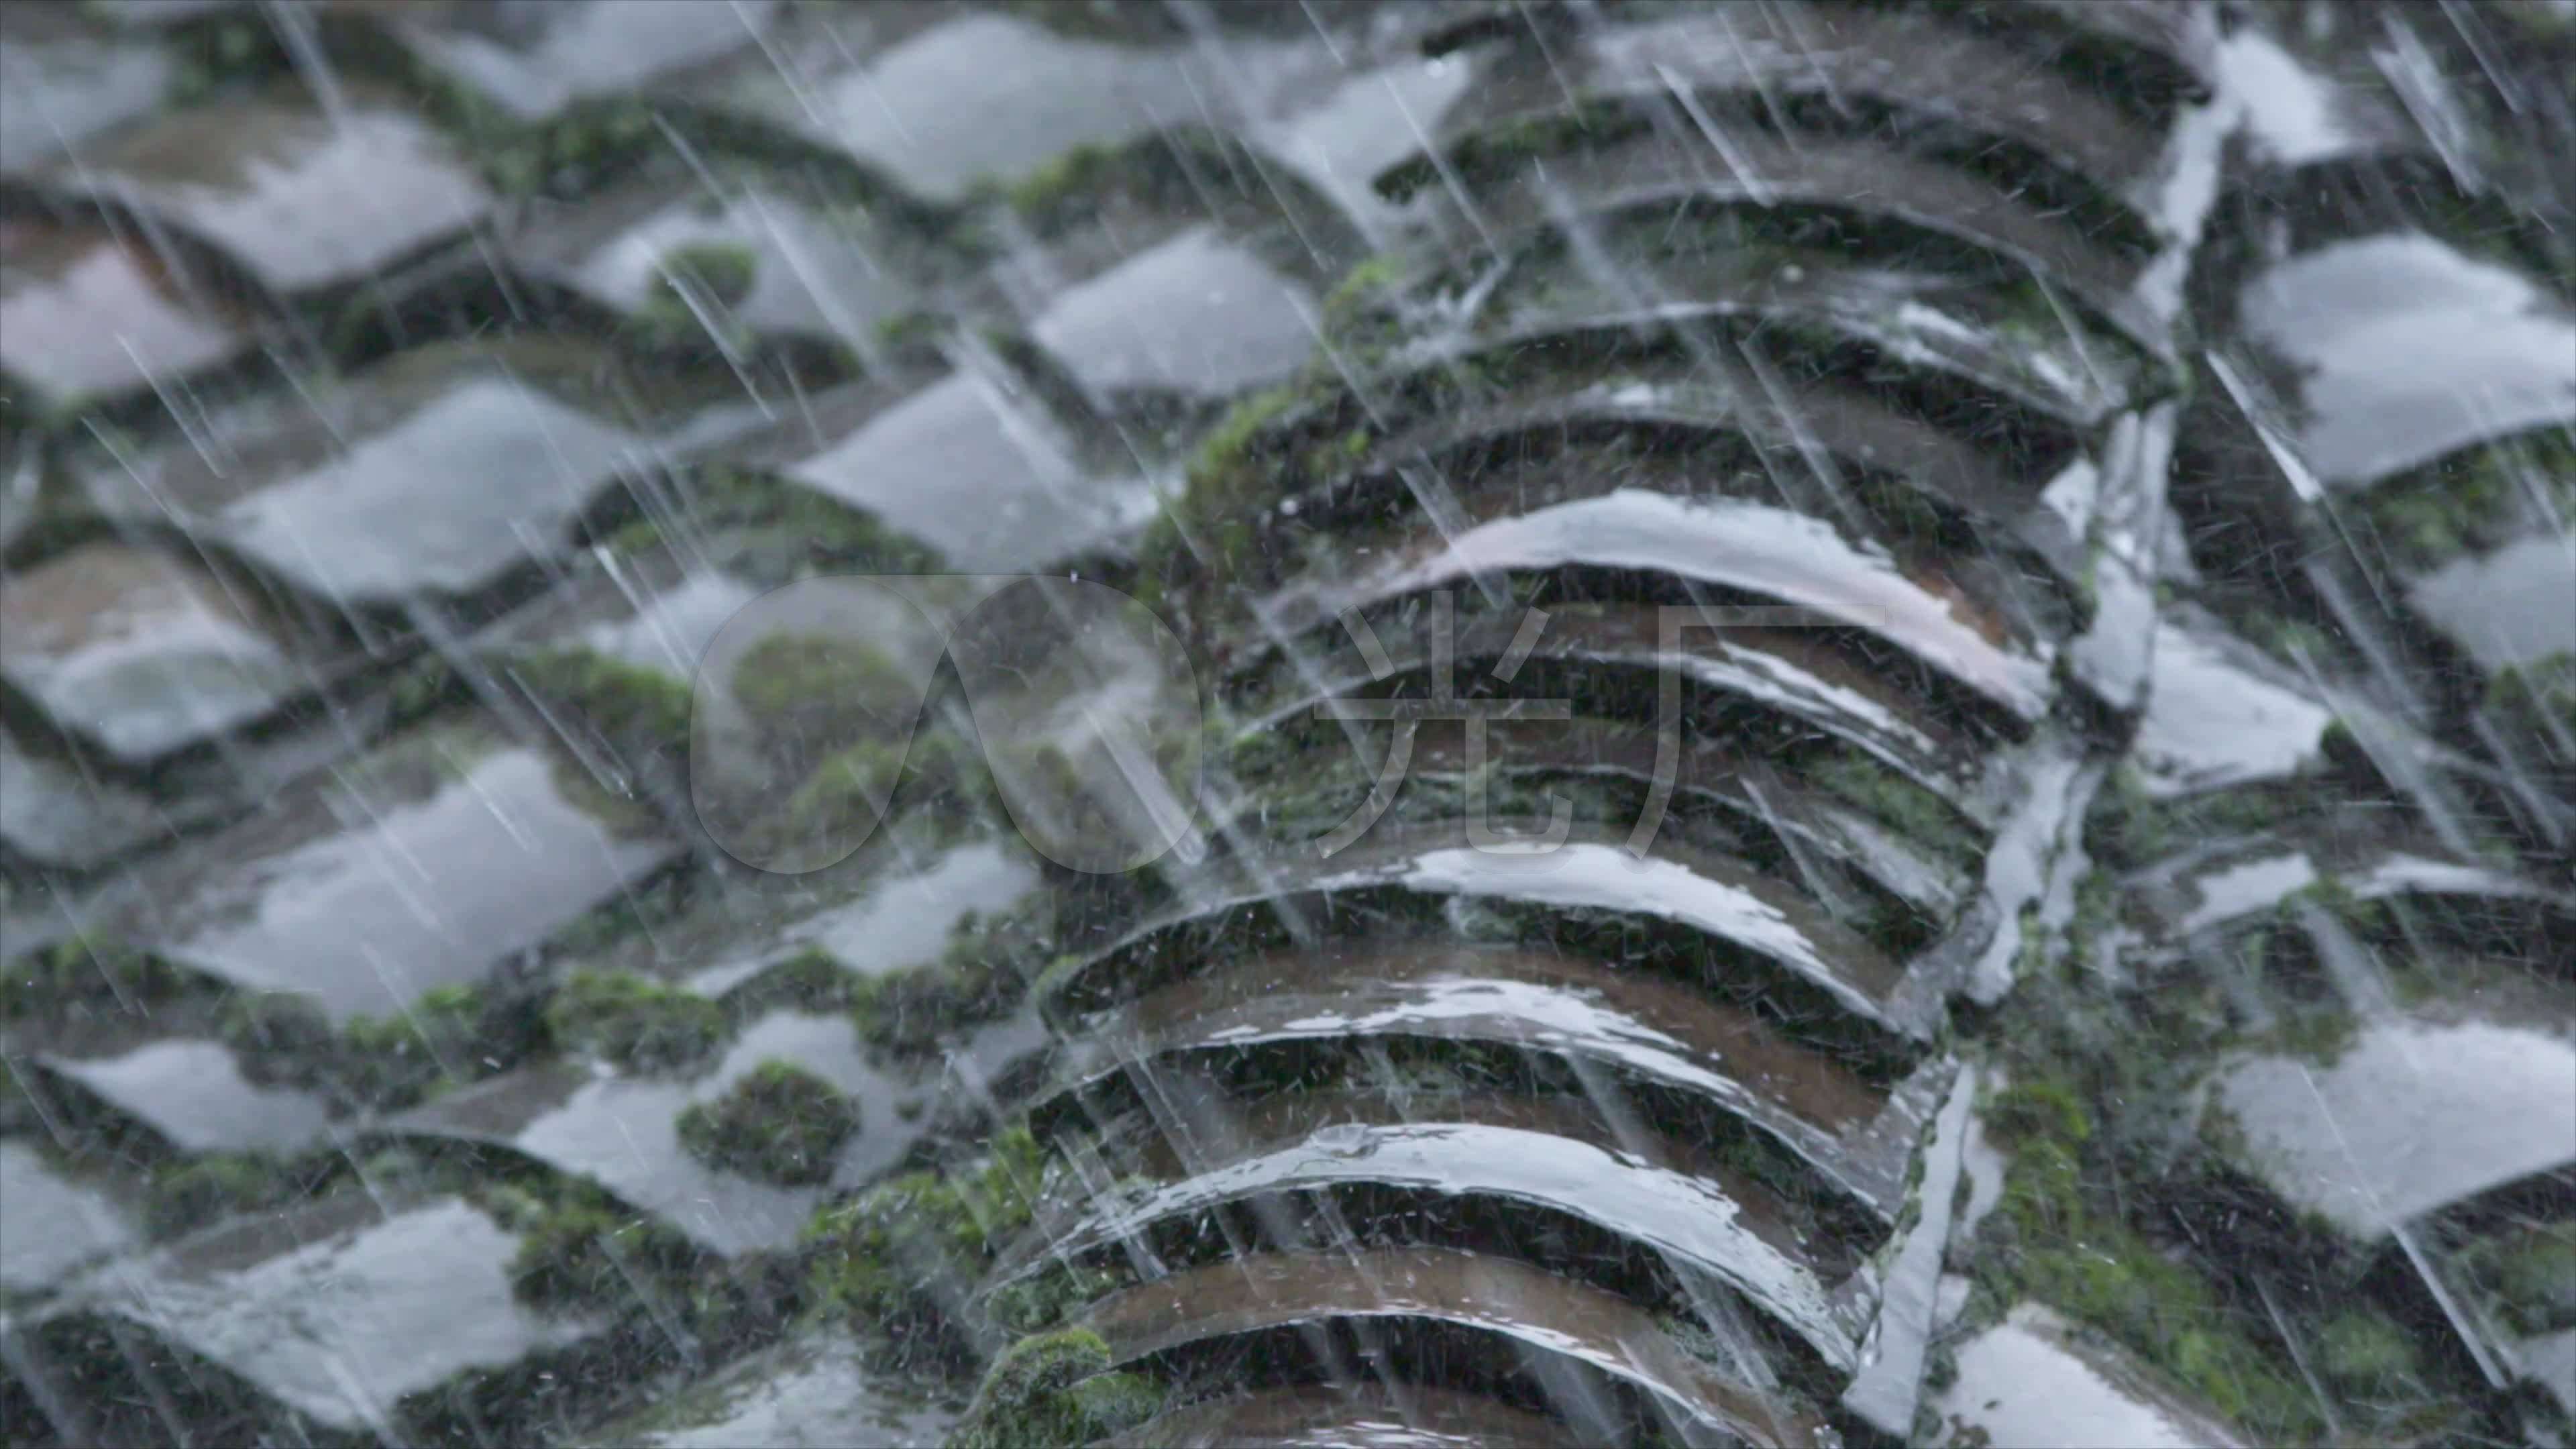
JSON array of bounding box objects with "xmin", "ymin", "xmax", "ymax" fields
[
  {"xmin": 512, "ymin": 180, "xmax": 916, "ymax": 349},
  {"xmin": 1108, "ymin": 1384, "xmax": 1566, "ymax": 1448},
  {"xmin": 0, "ymin": 218, "xmax": 258, "ymax": 413},
  {"xmin": 2233, "ymin": 233, "xmax": 2576, "ymax": 488},
  {"xmin": 587, "ymin": 1324, "xmax": 955, "ymax": 1448},
  {"xmin": 2211, "ymin": 1004, "xmax": 2576, "ymax": 1238},
  {"xmin": 1036, "ymin": 939, "xmax": 1900, "ymax": 1203},
  {"xmin": 1931, "ymin": 1302, "xmax": 2251, "ymax": 1449},
  {"xmin": 782, "ymin": 370, "xmax": 1148, "ymax": 570},
  {"xmin": 1016, "ymin": 1091, "xmax": 1865, "ymax": 1366},
  {"xmin": 37, "ymin": 1040, "xmax": 334, "ymax": 1156},
  {"xmin": 390, "ymin": 1010, "xmax": 889, "ymax": 1255},
  {"xmin": 0, "ymin": 1141, "xmax": 137, "ymax": 1298},
  {"xmin": 87, "ymin": 343, "xmax": 659, "ymax": 603},
  {"xmin": 1082, "ymin": 1244, "xmax": 1821, "ymax": 1447},
  {"xmin": 0, "ymin": 8, "xmax": 170, "ymax": 178},
  {"xmin": 47, "ymin": 93, "xmax": 494, "ymax": 297},
  {"xmin": 0, "ymin": 729, "xmax": 170, "ymax": 871},
  {"xmin": 400, "ymin": 0, "xmax": 776, "ymax": 121},
  {"xmin": 2, "ymin": 1, "xmax": 2568, "ymax": 1442},
  {"xmin": 0, "ymin": 541, "xmax": 307, "ymax": 763},
  {"xmin": 1030, "ymin": 226, "xmax": 1318, "ymax": 403},
  {"xmin": 1054, "ymin": 818, "xmax": 1913, "ymax": 1036},
  {"xmin": 63, "ymin": 1194, "xmax": 605, "ymax": 1435},
  {"xmin": 127, "ymin": 718, "xmax": 677, "ymax": 1022},
  {"xmin": 1260, "ymin": 487, "xmax": 2052, "ymax": 720}
]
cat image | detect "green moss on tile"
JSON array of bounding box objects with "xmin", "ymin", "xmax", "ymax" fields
[
  {"xmin": 211, "ymin": 989, "xmax": 337, "ymax": 1075},
  {"xmin": 661, "ymin": 243, "xmax": 758, "ymax": 310},
  {"xmin": 1130, "ymin": 378, "xmax": 1313, "ymax": 610},
  {"xmin": 732, "ymin": 633, "xmax": 919, "ymax": 736},
  {"xmin": 802, "ymin": 1126, "xmax": 1044, "ymax": 1365},
  {"xmin": 1375, "ymin": 103, "xmax": 1646, "ymax": 203},
  {"xmin": 1810, "ymin": 747, "xmax": 1979, "ymax": 868},
  {"xmin": 725, "ymin": 945, "xmax": 861, "ymax": 1017},
  {"xmin": 494, "ymin": 1178, "xmax": 699, "ymax": 1310},
  {"xmin": 0, "ymin": 938, "xmax": 200, "ymax": 1020},
  {"xmin": 2483, "ymin": 651, "xmax": 2576, "ymax": 755},
  {"xmin": 608, "ymin": 468, "xmax": 943, "ymax": 578},
  {"xmin": 1000, "ymin": 127, "xmax": 1346, "ymax": 255},
  {"xmin": 950, "ymin": 1328, "xmax": 1162, "ymax": 1449},
  {"xmin": 762, "ymin": 729, "xmax": 1001, "ymax": 858},
  {"xmin": 2457, "ymin": 1221, "xmax": 2576, "ymax": 1336},
  {"xmin": 1969, "ymin": 1066, "xmax": 2322, "ymax": 1440},
  {"xmin": 547, "ymin": 969, "xmax": 729, "ymax": 1074},
  {"xmin": 849, "ymin": 904, "xmax": 1047, "ymax": 1058},
  {"xmin": 2314, "ymin": 1310, "xmax": 2423, "ymax": 1394},
  {"xmin": 142, "ymin": 1152, "xmax": 316, "ymax": 1238},
  {"xmin": 2084, "ymin": 764, "xmax": 2345, "ymax": 873},
  {"xmin": 335, "ymin": 982, "xmax": 486, "ymax": 1109},
  {"xmin": 983, "ymin": 1262, "xmax": 1128, "ymax": 1338},
  {"xmin": 2348, "ymin": 426, "xmax": 2576, "ymax": 573},
  {"xmin": 675, "ymin": 1059, "xmax": 859, "ymax": 1187},
  {"xmin": 508, "ymin": 645, "xmax": 694, "ymax": 753}
]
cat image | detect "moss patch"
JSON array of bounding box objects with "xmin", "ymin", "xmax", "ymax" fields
[
  {"xmin": 489, "ymin": 1177, "xmax": 700, "ymax": 1311},
  {"xmin": 674, "ymin": 1060, "xmax": 858, "ymax": 1187},
  {"xmin": 1, "ymin": 938, "xmax": 203, "ymax": 1021},
  {"xmin": 950, "ymin": 1328, "xmax": 1163, "ymax": 1449},
  {"xmin": 547, "ymin": 969, "xmax": 729, "ymax": 1074},
  {"xmin": 2083, "ymin": 763, "xmax": 2347, "ymax": 873},
  {"xmin": 2483, "ymin": 651, "xmax": 2576, "ymax": 763},
  {"xmin": 1810, "ymin": 747, "xmax": 1980, "ymax": 868},
  {"xmin": 724, "ymin": 945, "xmax": 861, "ymax": 1017},
  {"xmin": 849, "ymin": 904, "xmax": 1055, "ymax": 1059},
  {"xmin": 142, "ymin": 1151, "xmax": 331, "ymax": 1238},
  {"xmin": 733, "ymin": 633, "xmax": 919, "ymax": 745},
  {"xmin": 2457, "ymin": 1220, "xmax": 2576, "ymax": 1336},
  {"xmin": 1967, "ymin": 1059, "xmax": 2322, "ymax": 1440},
  {"xmin": 508, "ymin": 645, "xmax": 694, "ymax": 755},
  {"xmin": 605, "ymin": 468, "xmax": 943, "ymax": 581},
  {"xmin": 802, "ymin": 1126, "xmax": 1044, "ymax": 1370},
  {"xmin": 661, "ymin": 243, "xmax": 758, "ymax": 310},
  {"xmin": 2348, "ymin": 426, "xmax": 2576, "ymax": 573},
  {"xmin": 335, "ymin": 982, "xmax": 487, "ymax": 1110}
]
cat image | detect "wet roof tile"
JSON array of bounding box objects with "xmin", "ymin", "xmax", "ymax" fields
[
  {"xmin": 1081, "ymin": 1244, "xmax": 1821, "ymax": 1446},
  {"xmin": 506, "ymin": 180, "xmax": 919, "ymax": 351},
  {"xmin": 38, "ymin": 1038, "xmax": 335, "ymax": 1155},
  {"xmin": 395, "ymin": 0, "xmax": 779, "ymax": 123},
  {"xmin": 1931, "ymin": 1301, "xmax": 2249, "ymax": 1449},
  {"xmin": 0, "ymin": 540, "xmax": 309, "ymax": 763},
  {"xmin": 0, "ymin": 729, "xmax": 169, "ymax": 871},
  {"xmin": 385, "ymin": 1013, "xmax": 868, "ymax": 1256},
  {"xmin": 2404, "ymin": 531, "xmax": 2576, "ymax": 676},
  {"xmin": 2211, "ymin": 1006, "xmax": 2576, "ymax": 1238},
  {"xmin": 710, "ymin": 10, "xmax": 1311, "ymax": 204},
  {"xmin": 595, "ymin": 1324, "xmax": 959, "ymax": 1448},
  {"xmin": 0, "ymin": 217, "xmax": 264, "ymax": 418},
  {"xmin": 1029, "ymin": 225, "xmax": 1317, "ymax": 403},
  {"xmin": 1399, "ymin": 5, "xmax": 2163, "ymax": 215},
  {"xmin": 2234, "ymin": 233, "xmax": 2576, "ymax": 488},
  {"xmin": 782, "ymin": 371, "xmax": 1152, "ymax": 570},
  {"xmin": 0, "ymin": 1140, "xmax": 138, "ymax": 1298},
  {"xmin": 387, "ymin": 1001, "xmax": 1044, "ymax": 1256},
  {"xmin": 70, "ymin": 1193, "xmax": 606, "ymax": 1436},
  {"xmin": 121, "ymin": 714, "xmax": 679, "ymax": 1023},
  {"xmin": 43, "ymin": 90, "xmax": 495, "ymax": 299},
  {"xmin": 2131, "ymin": 612, "xmax": 2334, "ymax": 798},
  {"xmin": 80, "ymin": 340, "xmax": 650, "ymax": 607},
  {"xmin": 0, "ymin": 7, "xmax": 171, "ymax": 178}
]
